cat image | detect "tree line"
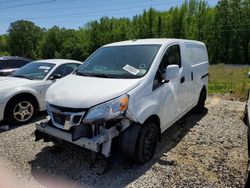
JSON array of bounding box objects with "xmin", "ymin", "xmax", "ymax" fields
[{"xmin": 0, "ymin": 0, "xmax": 249, "ymax": 64}]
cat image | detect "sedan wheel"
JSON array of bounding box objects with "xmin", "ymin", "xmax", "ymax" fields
[
  {"xmin": 5, "ymin": 97, "xmax": 36, "ymax": 125},
  {"xmin": 13, "ymin": 101, "xmax": 34, "ymax": 122}
]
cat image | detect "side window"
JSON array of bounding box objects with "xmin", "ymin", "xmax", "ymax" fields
[
  {"xmin": 51, "ymin": 63, "xmax": 80, "ymax": 78},
  {"xmin": 153, "ymin": 44, "xmax": 181, "ymax": 90},
  {"xmin": 159, "ymin": 45, "xmax": 181, "ymax": 75}
]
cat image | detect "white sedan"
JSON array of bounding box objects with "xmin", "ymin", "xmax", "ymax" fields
[{"xmin": 0, "ymin": 59, "xmax": 82, "ymax": 125}]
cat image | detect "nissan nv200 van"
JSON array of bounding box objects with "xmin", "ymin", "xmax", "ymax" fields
[{"xmin": 35, "ymin": 39, "xmax": 209, "ymax": 164}]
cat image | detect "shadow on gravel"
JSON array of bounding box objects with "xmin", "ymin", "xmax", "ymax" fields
[
  {"xmin": 29, "ymin": 109, "xmax": 208, "ymax": 188},
  {"xmin": 0, "ymin": 111, "xmax": 47, "ymax": 133}
]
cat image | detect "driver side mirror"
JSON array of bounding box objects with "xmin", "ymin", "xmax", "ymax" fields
[
  {"xmin": 49, "ymin": 74, "xmax": 62, "ymax": 80},
  {"xmin": 165, "ymin": 65, "xmax": 179, "ymax": 81}
]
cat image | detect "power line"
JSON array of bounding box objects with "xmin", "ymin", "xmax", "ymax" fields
[
  {"xmin": 25, "ymin": 0, "xmax": 170, "ymax": 12},
  {"xmin": 0, "ymin": 0, "xmax": 81, "ymax": 11},
  {"xmin": 0, "ymin": 0, "xmax": 182, "ymax": 13},
  {"xmin": 18, "ymin": 1, "xmax": 183, "ymax": 20},
  {"xmin": 0, "ymin": 0, "xmax": 20, "ymax": 4},
  {"xmin": 0, "ymin": 0, "xmax": 57, "ymax": 9},
  {"xmin": 32, "ymin": 11, "xmax": 145, "ymax": 24}
]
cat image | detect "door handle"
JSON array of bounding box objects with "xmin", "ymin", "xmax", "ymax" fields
[{"xmin": 180, "ymin": 76, "xmax": 185, "ymax": 84}]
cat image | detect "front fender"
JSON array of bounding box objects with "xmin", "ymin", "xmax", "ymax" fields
[
  {"xmin": 126, "ymin": 89, "xmax": 161, "ymax": 125},
  {"xmin": 126, "ymin": 75, "xmax": 162, "ymax": 125},
  {"xmin": 2, "ymin": 86, "xmax": 43, "ymax": 110},
  {"xmin": 126, "ymin": 103, "xmax": 161, "ymax": 125}
]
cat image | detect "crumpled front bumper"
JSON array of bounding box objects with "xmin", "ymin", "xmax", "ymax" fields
[{"xmin": 35, "ymin": 118, "xmax": 120, "ymax": 157}]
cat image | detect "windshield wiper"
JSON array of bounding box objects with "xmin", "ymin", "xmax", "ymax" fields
[
  {"xmin": 90, "ymin": 73, "xmax": 116, "ymax": 78},
  {"xmin": 12, "ymin": 75, "xmax": 33, "ymax": 80},
  {"xmin": 75, "ymin": 72, "xmax": 90, "ymax": 76},
  {"xmin": 76, "ymin": 72, "xmax": 116, "ymax": 78}
]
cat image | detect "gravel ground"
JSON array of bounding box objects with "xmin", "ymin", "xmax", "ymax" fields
[{"xmin": 0, "ymin": 95, "xmax": 248, "ymax": 188}]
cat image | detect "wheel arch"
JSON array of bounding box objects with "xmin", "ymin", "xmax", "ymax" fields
[
  {"xmin": 201, "ymin": 85, "xmax": 207, "ymax": 92},
  {"xmin": 196, "ymin": 85, "xmax": 207, "ymax": 104},
  {"xmin": 200, "ymin": 85, "xmax": 207, "ymax": 98},
  {"xmin": 4, "ymin": 92, "xmax": 40, "ymax": 119},
  {"xmin": 142, "ymin": 114, "xmax": 161, "ymax": 141}
]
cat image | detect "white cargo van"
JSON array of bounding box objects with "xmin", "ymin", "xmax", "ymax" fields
[{"xmin": 35, "ymin": 39, "xmax": 209, "ymax": 164}]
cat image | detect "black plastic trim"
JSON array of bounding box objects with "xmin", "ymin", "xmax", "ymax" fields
[
  {"xmin": 201, "ymin": 73, "xmax": 209, "ymax": 79},
  {"xmin": 50, "ymin": 104, "xmax": 88, "ymax": 112}
]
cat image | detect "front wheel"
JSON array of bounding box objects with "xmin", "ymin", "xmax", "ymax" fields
[
  {"xmin": 5, "ymin": 97, "xmax": 36, "ymax": 124},
  {"xmin": 133, "ymin": 122, "xmax": 158, "ymax": 164}
]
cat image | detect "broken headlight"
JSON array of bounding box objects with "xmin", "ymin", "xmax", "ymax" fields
[{"xmin": 83, "ymin": 94, "xmax": 129, "ymax": 123}]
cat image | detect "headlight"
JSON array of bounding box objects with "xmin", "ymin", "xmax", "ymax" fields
[{"xmin": 84, "ymin": 94, "xmax": 129, "ymax": 122}]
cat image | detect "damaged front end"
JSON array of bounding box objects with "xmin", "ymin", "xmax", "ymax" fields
[{"xmin": 35, "ymin": 94, "xmax": 133, "ymax": 157}]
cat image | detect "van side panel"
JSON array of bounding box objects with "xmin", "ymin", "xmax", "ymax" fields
[
  {"xmin": 178, "ymin": 43, "xmax": 194, "ymax": 113},
  {"xmin": 182, "ymin": 42, "xmax": 209, "ymax": 104}
]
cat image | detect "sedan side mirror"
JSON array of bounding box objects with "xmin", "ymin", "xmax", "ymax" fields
[
  {"xmin": 165, "ymin": 65, "xmax": 179, "ymax": 81},
  {"xmin": 49, "ymin": 74, "xmax": 62, "ymax": 80}
]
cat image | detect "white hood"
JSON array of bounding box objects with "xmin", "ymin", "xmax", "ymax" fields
[
  {"xmin": 0, "ymin": 76, "xmax": 35, "ymax": 92},
  {"xmin": 46, "ymin": 74, "xmax": 141, "ymax": 108}
]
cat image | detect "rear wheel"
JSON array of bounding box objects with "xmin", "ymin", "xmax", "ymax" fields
[
  {"xmin": 194, "ymin": 88, "xmax": 207, "ymax": 113},
  {"xmin": 5, "ymin": 97, "xmax": 36, "ymax": 124}
]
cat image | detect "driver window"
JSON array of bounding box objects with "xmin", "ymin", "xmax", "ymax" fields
[
  {"xmin": 50, "ymin": 63, "xmax": 79, "ymax": 78},
  {"xmin": 153, "ymin": 44, "xmax": 181, "ymax": 90}
]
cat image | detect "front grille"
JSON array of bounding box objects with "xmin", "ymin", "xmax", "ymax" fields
[
  {"xmin": 48, "ymin": 104, "xmax": 86, "ymax": 128},
  {"xmin": 52, "ymin": 112, "xmax": 66, "ymax": 125},
  {"xmin": 50, "ymin": 104, "xmax": 87, "ymax": 113},
  {"xmin": 72, "ymin": 115, "xmax": 82, "ymax": 124}
]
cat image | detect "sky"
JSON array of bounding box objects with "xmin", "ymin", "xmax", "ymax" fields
[{"xmin": 0, "ymin": 0, "xmax": 218, "ymax": 35}]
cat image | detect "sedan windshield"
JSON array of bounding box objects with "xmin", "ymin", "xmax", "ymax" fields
[
  {"xmin": 76, "ymin": 45, "xmax": 161, "ymax": 78},
  {"xmin": 12, "ymin": 62, "xmax": 55, "ymax": 80}
]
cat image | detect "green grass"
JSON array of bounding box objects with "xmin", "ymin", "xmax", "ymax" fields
[{"xmin": 208, "ymin": 64, "xmax": 250, "ymax": 100}]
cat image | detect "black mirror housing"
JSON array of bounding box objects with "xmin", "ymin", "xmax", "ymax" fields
[{"xmin": 49, "ymin": 74, "xmax": 62, "ymax": 80}]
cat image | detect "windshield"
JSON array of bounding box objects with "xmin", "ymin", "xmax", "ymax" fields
[
  {"xmin": 12, "ymin": 62, "xmax": 55, "ymax": 80},
  {"xmin": 75, "ymin": 45, "xmax": 161, "ymax": 78}
]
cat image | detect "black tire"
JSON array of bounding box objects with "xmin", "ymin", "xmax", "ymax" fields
[
  {"xmin": 119, "ymin": 123, "xmax": 141, "ymax": 159},
  {"xmin": 194, "ymin": 88, "xmax": 207, "ymax": 113},
  {"xmin": 5, "ymin": 97, "xmax": 36, "ymax": 125},
  {"xmin": 133, "ymin": 122, "xmax": 158, "ymax": 164}
]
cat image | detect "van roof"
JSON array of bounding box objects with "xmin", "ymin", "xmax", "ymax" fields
[{"xmin": 104, "ymin": 38, "xmax": 205, "ymax": 47}]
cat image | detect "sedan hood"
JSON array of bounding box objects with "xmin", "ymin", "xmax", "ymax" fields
[
  {"xmin": 0, "ymin": 76, "xmax": 34, "ymax": 92},
  {"xmin": 46, "ymin": 74, "xmax": 141, "ymax": 108}
]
